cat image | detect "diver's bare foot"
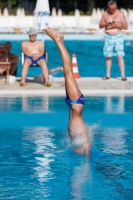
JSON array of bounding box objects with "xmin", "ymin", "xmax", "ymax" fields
[
  {"xmin": 20, "ymin": 80, "xmax": 25, "ymax": 86},
  {"xmin": 44, "ymin": 27, "xmax": 64, "ymax": 43}
]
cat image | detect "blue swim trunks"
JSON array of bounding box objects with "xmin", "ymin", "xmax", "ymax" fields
[
  {"xmin": 65, "ymin": 94, "xmax": 85, "ymax": 106},
  {"xmin": 24, "ymin": 55, "xmax": 46, "ymax": 65},
  {"xmin": 103, "ymin": 33, "xmax": 125, "ymax": 57}
]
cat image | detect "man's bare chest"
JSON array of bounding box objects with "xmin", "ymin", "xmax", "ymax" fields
[
  {"xmin": 27, "ymin": 43, "xmax": 40, "ymax": 50},
  {"xmin": 105, "ymin": 13, "xmax": 121, "ymax": 22}
]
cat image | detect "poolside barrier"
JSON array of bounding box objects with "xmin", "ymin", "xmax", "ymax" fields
[{"xmin": 72, "ymin": 54, "xmax": 81, "ymax": 78}]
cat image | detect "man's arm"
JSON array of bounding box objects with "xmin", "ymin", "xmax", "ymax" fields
[
  {"xmin": 21, "ymin": 42, "xmax": 25, "ymax": 54},
  {"xmin": 108, "ymin": 22, "xmax": 123, "ymax": 30},
  {"xmin": 109, "ymin": 12, "xmax": 128, "ymax": 30},
  {"xmin": 99, "ymin": 13, "xmax": 106, "ymax": 28},
  {"xmin": 121, "ymin": 12, "xmax": 128, "ymax": 30},
  {"xmin": 22, "ymin": 42, "xmax": 30, "ymax": 56},
  {"xmin": 39, "ymin": 42, "xmax": 45, "ymax": 56},
  {"xmin": 109, "ymin": 18, "xmax": 127, "ymax": 30},
  {"xmin": 10, "ymin": 54, "xmax": 20, "ymax": 63}
]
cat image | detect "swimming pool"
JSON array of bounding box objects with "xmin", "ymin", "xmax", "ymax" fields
[
  {"xmin": 0, "ymin": 95, "xmax": 133, "ymax": 199},
  {"xmin": 0, "ymin": 38, "xmax": 133, "ymax": 78}
]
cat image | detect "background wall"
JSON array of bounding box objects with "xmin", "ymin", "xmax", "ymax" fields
[{"xmin": 0, "ymin": 0, "xmax": 133, "ymax": 15}]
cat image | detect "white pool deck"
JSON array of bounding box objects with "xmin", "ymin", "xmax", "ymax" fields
[{"xmin": 0, "ymin": 77, "xmax": 133, "ymax": 96}]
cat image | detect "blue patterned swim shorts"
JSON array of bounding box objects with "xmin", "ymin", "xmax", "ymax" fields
[{"xmin": 103, "ymin": 33, "xmax": 125, "ymax": 57}]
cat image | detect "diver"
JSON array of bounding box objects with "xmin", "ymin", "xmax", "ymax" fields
[{"xmin": 44, "ymin": 27, "xmax": 90, "ymax": 155}]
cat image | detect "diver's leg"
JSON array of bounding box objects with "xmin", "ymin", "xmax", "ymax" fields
[{"xmin": 45, "ymin": 27, "xmax": 81, "ymax": 100}]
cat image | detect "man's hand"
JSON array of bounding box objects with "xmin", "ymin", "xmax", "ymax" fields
[
  {"xmin": 105, "ymin": 23, "xmax": 113, "ymax": 29},
  {"xmin": 109, "ymin": 22, "xmax": 122, "ymax": 29},
  {"xmin": 105, "ymin": 22, "xmax": 122, "ymax": 30},
  {"xmin": 32, "ymin": 55, "xmax": 39, "ymax": 61}
]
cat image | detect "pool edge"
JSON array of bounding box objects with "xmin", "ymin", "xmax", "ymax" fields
[{"xmin": 0, "ymin": 89, "xmax": 133, "ymax": 96}]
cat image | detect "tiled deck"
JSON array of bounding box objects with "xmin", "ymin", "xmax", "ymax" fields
[{"xmin": 0, "ymin": 77, "xmax": 133, "ymax": 95}]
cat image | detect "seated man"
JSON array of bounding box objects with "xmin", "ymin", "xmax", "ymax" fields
[
  {"xmin": 0, "ymin": 45, "xmax": 5, "ymax": 75},
  {"xmin": 20, "ymin": 27, "xmax": 51, "ymax": 87},
  {"xmin": 0, "ymin": 42, "xmax": 19, "ymax": 76}
]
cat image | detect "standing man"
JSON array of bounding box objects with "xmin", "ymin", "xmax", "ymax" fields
[
  {"xmin": 99, "ymin": 1, "xmax": 128, "ymax": 80},
  {"xmin": 20, "ymin": 28, "xmax": 51, "ymax": 86}
]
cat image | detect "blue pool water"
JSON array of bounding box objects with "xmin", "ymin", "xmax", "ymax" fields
[
  {"xmin": 0, "ymin": 95, "xmax": 133, "ymax": 199},
  {"xmin": 0, "ymin": 39, "xmax": 133, "ymax": 77}
]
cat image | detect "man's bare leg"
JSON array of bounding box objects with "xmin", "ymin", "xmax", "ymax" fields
[
  {"xmin": 45, "ymin": 27, "xmax": 80, "ymax": 99},
  {"xmin": 20, "ymin": 59, "xmax": 31, "ymax": 86},
  {"xmin": 103, "ymin": 57, "xmax": 112, "ymax": 79},
  {"xmin": 37, "ymin": 59, "xmax": 51, "ymax": 86},
  {"xmin": 0, "ymin": 66, "xmax": 5, "ymax": 75},
  {"xmin": 9, "ymin": 64, "xmax": 17, "ymax": 76},
  {"xmin": 117, "ymin": 56, "xmax": 127, "ymax": 80},
  {"xmin": 49, "ymin": 66, "xmax": 63, "ymax": 74}
]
